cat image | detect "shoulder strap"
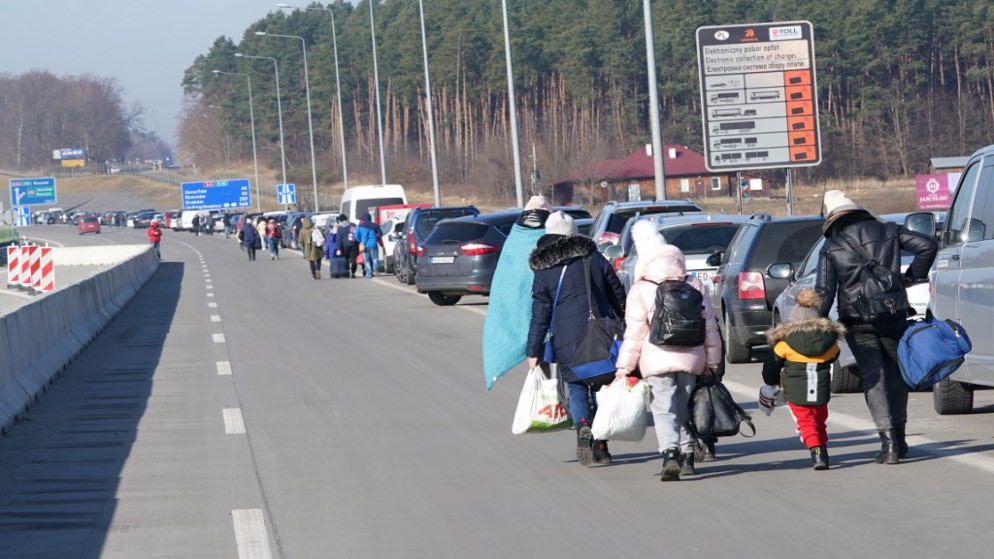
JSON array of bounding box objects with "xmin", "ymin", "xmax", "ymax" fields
[
  {"xmin": 582, "ymin": 256, "xmax": 597, "ymax": 321},
  {"xmin": 548, "ymin": 264, "xmax": 568, "ymax": 335}
]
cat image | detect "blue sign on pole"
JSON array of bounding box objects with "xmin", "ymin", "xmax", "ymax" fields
[
  {"xmin": 10, "ymin": 177, "xmax": 57, "ymax": 206},
  {"xmin": 14, "ymin": 206, "xmax": 31, "ymax": 227},
  {"xmin": 276, "ymin": 183, "xmax": 296, "ymax": 205},
  {"xmin": 181, "ymin": 179, "xmax": 252, "ymax": 210}
]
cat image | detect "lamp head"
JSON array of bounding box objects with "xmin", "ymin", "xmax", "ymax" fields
[
  {"xmin": 235, "ymin": 53, "xmax": 244, "ymax": 57},
  {"xmin": 255, "ymin": 31, "xmax": 267, "ymax": 36},
  {"xmin": 276, "ymin": 3, "xmax": 291, "ymax": 8},
  {"xmin": 212, "ymin": 70, "xmax": 221, "ymax": 74}
]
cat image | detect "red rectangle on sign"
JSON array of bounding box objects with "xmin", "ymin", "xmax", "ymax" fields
[{"xmin": 783, "ymin": 71, "xmax": 811, "ymax": 86}]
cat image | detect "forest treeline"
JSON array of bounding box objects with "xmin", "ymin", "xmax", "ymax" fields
[{"xmin": 177, "ymin": 0, "xmax": 994, "ymax": 202}]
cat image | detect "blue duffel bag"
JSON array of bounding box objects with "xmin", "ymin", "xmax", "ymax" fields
[{"xmin": 898, "ymin": 315, "xmax": 972, "ymax": 390}]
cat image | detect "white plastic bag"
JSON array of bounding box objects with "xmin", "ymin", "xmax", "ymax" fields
[
  {"xmin": 512, "ymin": 367, "xmax": 572, "ymax": 435},
  {"xmin": 591, "ymin": 379, "xmax": 649, "ymax": 442}
]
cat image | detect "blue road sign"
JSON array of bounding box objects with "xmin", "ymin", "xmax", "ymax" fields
[
  {"xmin": 14, "ymin": 206, "xmax": 31, "ymax": 227},
  {"xmin": 10, "ymin": 177, "xmax": 57, "ymax": 206},
  {"xmin": 181, "ymin": 179, "xmax": 252, "ymax": 210},
  {"xmin": 277, "ymin": 183, "xmax": 295, "ymax": 195},
  {"xmin": 278, "ymin": 192, "xmax": 296, "ymax": 205}
]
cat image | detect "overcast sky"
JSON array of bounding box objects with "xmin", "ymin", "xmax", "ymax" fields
[{"xmin": 0, "ymin": 0, "xmax": 292, "ymax": 148}]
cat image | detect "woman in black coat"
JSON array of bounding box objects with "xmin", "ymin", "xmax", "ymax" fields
[{"xmin": 526, "ymin": 211, "xmax": 626, "ymax": 466}]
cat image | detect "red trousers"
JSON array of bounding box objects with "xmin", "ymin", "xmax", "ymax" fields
[{"xmin": 787, "ymin": 402, "xmax": 828, "ymax": 448}]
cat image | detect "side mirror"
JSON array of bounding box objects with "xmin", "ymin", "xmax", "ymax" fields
[
  {"xmin": 767, "ymin": 262, "xmax": 794, "ymax": 280},
  {"xmin": 603, "ymin": 244, "xmax": 625, "ymax": 260},
  {"xmin": 904, "ymin": 212, "xmax": 936, "ymax": 238},
  {"xmin": 706, "ymin": 252, "xmax": 722, "ymax": 267}
]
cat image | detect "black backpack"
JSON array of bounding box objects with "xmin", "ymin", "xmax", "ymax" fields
[
  {"xmin": 648, "ymin": 279, "xmax": 706, "ymax": 347},
  {"xmin": 837, "ymin": 232, "xmax": 909, "ymax": 322}
]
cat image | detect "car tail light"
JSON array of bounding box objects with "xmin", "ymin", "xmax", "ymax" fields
[
  {"xmin": 408, "ymin": 228, "xmax": 417, "ymax": 254},
  {"xmin": 738, "ymin": 271, "xmax": 766, "ymax": 299},
  {"xmin": 468, "ymin": 285, "xmax": 488, "ymax": 292},
  {"xmin": 460, "ymin": 242, "xmax": 498, "ymax": 256},
  {"xmin": 416, "ymin": 244, "xmax": 425, "ymax": 257},
  {"xmin": 598, "ymin": 232, "xmax": 620, "ymax": 245},
  {"xmin": 612, "ymin": 257, "xmax": 625, "ymax": 271}
]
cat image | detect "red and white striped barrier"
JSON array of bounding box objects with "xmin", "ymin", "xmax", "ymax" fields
[
  {"xmin": 6, "ymin": 246, "xmax": 19, "ymax": 286},
  {"xmin": 34, "ymin": 247, "xmax": 54, "ymax": 292},
  {"xmin": 20, "ymin": 246, "xmax": 34, "ymax": 289},
  {"xmin": 28, "ymin": 245, "xmax": 41, "ymax": 291}
]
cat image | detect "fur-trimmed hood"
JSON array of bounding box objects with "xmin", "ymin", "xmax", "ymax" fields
[
  {"xmin": 766, "ymin": 317, "xmax": 846, "ymax": 346},
  {"xmin": 529, "ymin": 235, "xmax": 597, "ymax": 270}
]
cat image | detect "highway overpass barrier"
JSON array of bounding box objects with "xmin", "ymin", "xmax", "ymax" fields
[{"xmin": 0, "ymin": 244, "xmax": 158, "ymax": 434}]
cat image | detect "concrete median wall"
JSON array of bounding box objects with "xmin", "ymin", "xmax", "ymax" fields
[{"xmin": 0, "ymin": 245, "xmax": 159, "ymax": 434}]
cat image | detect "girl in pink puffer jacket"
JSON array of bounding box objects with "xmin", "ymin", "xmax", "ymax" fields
[{"xmin": 614, "ymin": 220, "xmax": 722, "ymax": 482}]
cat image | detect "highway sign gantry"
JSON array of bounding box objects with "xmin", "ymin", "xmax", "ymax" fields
[
  {"xmin": 697, "ymin": 21, "xmax": 821, "ymax": 171},
  {"xmin": 181, "ymin": 179, "xmax": 252, "ymax": 210}
]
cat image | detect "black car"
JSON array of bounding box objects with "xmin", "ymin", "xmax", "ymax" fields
[
  {"xmin": 708, "ymin": 214, "xmax": 826, "ymax": 363},
  {"xmin": 280, "ymin": 212, "xmax": 311, "ymax": 249},
  {"xmin": 415, "ymin": 211, "xmax": 519, "ymax": 305},
  {"xmin": 394, "ymin": 206, "xmax": 480, "ymax": 285},
  {"xmin": 132, "ymin": 210, "xmax": 156, "ymax": 228}
]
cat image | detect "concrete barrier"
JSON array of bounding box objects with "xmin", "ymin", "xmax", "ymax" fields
[{"xmin": 0, "ymin": 245, "xmax": 158, "ymax": 434}]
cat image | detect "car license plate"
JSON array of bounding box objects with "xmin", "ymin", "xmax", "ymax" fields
[
  {"xmin": 692, "ymin": 271, "xmax": 709, "ymax": 282},
  {"xmin": 430, "ymin": 256, "xmax": 454, "ymax": 264}
]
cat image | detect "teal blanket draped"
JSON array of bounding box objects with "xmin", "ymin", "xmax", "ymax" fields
[{"xmin": 482, "ymin": 223, "xmax": 545, "ymax": 390}]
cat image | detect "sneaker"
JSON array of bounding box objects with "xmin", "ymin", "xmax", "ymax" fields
[
  {"xmin": 660, "ymin": 448, "xmax": 681, "ymax": 482},
  {"xmin": 694, "ymin": 440, "xmax": 717, "ymax": 462},
  {"xmin": 576, "ymin": 419, "xmax": 593, "ymax": 466},
  {"xmin": 680, "ymin": 452, "xmax": 696, "ymax": 476},
  {"xmin": 810, "ymin": 446, "xmax": 829, "ymax": 470},
  {"xmin": 592, "ymin": 440, "xmax": 612, "ymax": 465}
]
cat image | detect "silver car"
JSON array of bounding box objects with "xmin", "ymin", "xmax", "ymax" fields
[{"xmin": 769, "ymin": 212, "xmax": 940, "ymax": 393}]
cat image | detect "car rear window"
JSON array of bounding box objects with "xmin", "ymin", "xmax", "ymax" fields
[
  {"xmin": 751, "ymin": 221, "xmax": 825, "ymax": 268},
  {"xmin": 607, "ymin": 206, "xmax": 701, "ymax": 234},
  {"xmin": 425, "ymin": 222, "xmax": 490, "ymax": 243},
  {"xmin": 661, "ymin": 224, "xmax": 742, "ymax": 256},
  {"xmin": 356, "ymin": 198, "xmax": 404, "ymax": 220},
  {"xmin": 415, "ymin": 209, "xmax": 478, "ymax": 238}
]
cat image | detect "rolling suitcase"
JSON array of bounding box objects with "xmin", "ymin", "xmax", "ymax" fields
[{"xmin": 328, "ymin": 256, "xmax": 348, "ymax": 278}]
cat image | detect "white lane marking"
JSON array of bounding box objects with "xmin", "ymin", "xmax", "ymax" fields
[
  {"xmin": 213, "ymin": 333, "xmax": 226, "ymax": 343},
  {"xmin": 206, "ymin": 278, "xmax": 213, "ymax": 283},
  {"xmin": 722, "ymin": 379, "xmax": 994, "ymax": 474},
  {"xmin": 21, "ymin": 237, "xmax": 65, "ymax": 247},
  {"xmin": 211, "ymin": 315, "xmax": 222, "ymax": 322},
  {"xmin": 0, "ymin": 289, "xmax": 33, "ymax": 299},
  {"xmin": 231, "ymin": 509, "xmax": 273, "ymax": 559},
  {"xmin": 373, "ymin": 278, "xmax": 488, "ymax": 316},
  {"xmin": 217, "ymin": 361, "xmax": 232, "ymax": 376},
  {"xmin": 207, "ymin": 292, "xmax": 215, "ymax": 298},
  {"xmin": 223, "ymin": 408, "xmax": 246, "ymax": 434},
  {"xmin": 208, "ymin": 302, "xmax": 218, "ymax": 308},
  {"xmin": 206, "ymin": 284, "xmax": 213, "ymax": 290}
]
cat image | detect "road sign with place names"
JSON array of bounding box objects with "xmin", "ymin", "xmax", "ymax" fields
[
  {"xmin": 9, "ymin": 177, "xmax": 57, "ymax": 206},
  {"xmin": 697, "ymin": 21, "xmax": 821, "ymax": 171},
  {"xmin": 181, "ymin": 179, "xmax": 252, "ymax": 210},
  {"xmin": 277, "ymin": 183, "xmax": 296, "ymax": 205}
]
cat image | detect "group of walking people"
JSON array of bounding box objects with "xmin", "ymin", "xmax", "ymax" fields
[
  {"xmin": 511, "ymin": 189, "xmax": 937, "ymax": 482},
  {"xmin": 296, "ymin": 213, "xmax": 383, "ymax": 280}
]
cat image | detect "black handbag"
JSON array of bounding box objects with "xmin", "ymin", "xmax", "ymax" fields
[
  {"xmin": 685, "ymin": 376, "xmax": 755, "ymax": 439},
  {"xmin": 570, "ymin": 257, "xmax": 624, "ymax": 387}
]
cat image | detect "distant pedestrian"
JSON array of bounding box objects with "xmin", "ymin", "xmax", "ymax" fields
[
  {"xmin": 815, "ymin": 190, "xmax": 937, "ymax": 464},
  {"xmin": 355, "ymin": 212, "xmax": 380, "ymax": 278},
  {"xmin": 147, "ymin": 219, "xmax": 163, "ymax": 260},
  {"xmin": 192, "ymin": 214, "xmax": 201, "ymax": 236},
  {"xmin": 223, "ymin": 211, "xmax": 232, "ymax": 238},
  {"xmin": 240, "ymin": 220, "xmax": 259, "ymax": 261},
  {"xmin": 760, "ymin": 288, "xmax": 845, "ymax": 470},
  {"xmin": 335, "ymin": 214, "xmax": 359, "ymax": 278},
  {"xmin": 265, "ymin": 218, "xmax": 282, "ymax": 260},
  {"xmin": 299, "ymin": 217, "xmax": 324, "ymax": 279}
]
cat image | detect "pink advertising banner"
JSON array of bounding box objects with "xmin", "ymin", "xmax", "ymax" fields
[{"xmin": 916, "ymin": 173, "xmax": 952, "ymax": 210}]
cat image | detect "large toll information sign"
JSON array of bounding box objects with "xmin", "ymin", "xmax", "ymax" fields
[
  {"xmin": 697, "ymin": 21, "xmax": 821, "ymax": 171},
  {"xmin": 181, "ymin": 179, "xmax": 252, "ymax": 210}
]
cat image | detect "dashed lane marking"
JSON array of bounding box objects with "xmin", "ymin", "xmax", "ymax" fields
[
  {"xmin": 231, "ymin": 509, "xmax": 273, "ymax": 559},
  {"xmin": 211, "ymin": 315, "xmax": 222, "ymax": 322},
  {"xmin": 223, "ymin": 408, "xmax": 246, "ymax": 434},
  {"xmin": 213, "ymin": 333, "xmax": 226, "ymax": 343},
  {"xmin": 209, "ymin": 302, "xmax": 218, "ymax": 308},
  {"xmin": 217, "ymin": 361, "xmax": 232, "ymax": 376}
]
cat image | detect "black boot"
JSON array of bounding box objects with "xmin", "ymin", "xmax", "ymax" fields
[
  {"xmin": 680, "ymin": 452, "xmax": 696, "ymax": 476},
  {"xmin": 660, "ymin": 448, "xmax": 681, "ymax": 482},
  {"xmin": 810, "ymin": 446, "xmax": 829, "ymax": 470},
  {"xmin": 592, "ymin": 440, "xmax": 612, "ymax": 465},
  {"xmin": 576, "ymin": 419, "xmax": 593, "ymax": 466},
  {"xmin": 895, "ymin": 425, "xmax": 909, "ymax": 458},
  {"xmin": 875, "ymin": 430, "xmax": 900, "ymax": 464}
]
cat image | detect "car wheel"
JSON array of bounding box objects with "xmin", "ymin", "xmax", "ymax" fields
[
  {"xmin": 933, "ymin": 376, "xmax": 973, "ymax": 415},
  {"xmin": 427, "ymin": 292, "xmax": 461, "ymax": 306},
  {"xmin": 403, "ymin": 264, "xmax": 416, "ymax": 285},
  {"xmin": 830, "ymin": 364, "xmax": 862, "ymax": 394},
  {"xmin": 724, "ymin": 311, "xmax": 751, "ymax": 363}
]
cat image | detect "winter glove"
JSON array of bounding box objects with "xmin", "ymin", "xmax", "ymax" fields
[{"xmin": 758, "ymin": 385, "xmax": 782, "ymax": 416}]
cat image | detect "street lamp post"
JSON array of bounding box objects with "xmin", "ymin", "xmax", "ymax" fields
[
  {"xmin": 256, "ymin": 31, "xmax": 320, "ymax": 212},
  {"xmin": 500, "ymin": 0, "xmax": 524, "ymax": 207},
  {"xmin": 236, "ymin": 53, "xmax": 288, "ymax": 206},
  {"xmin": 418, "ymin": 0, "xmax": 441, "ymax": 206},
  {"xmin": 213, "ymin": 70, "xmax": 261, "ymax": 212},
  {"xmin": 277, "ymin": 3, "xmax": 349, "ymax": 192},
  {"xmin": 368, "ymin": 0, "xmax": 387, "ymax": 185}
]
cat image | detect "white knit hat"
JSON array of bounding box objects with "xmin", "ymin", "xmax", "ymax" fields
[
  {"xmin": 524, "ymin": 195, "xmax": 551, "ymax": 212},
  {"xmin": 544, "ymin": 211, "xmax": 576, "ymax": 236},
  {"xmin": 823, "ymin": 189, "xmax": 862, "ymax": 216}
]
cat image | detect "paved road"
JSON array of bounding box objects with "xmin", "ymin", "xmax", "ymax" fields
[{"xmin": 1, "ymin": 226, "xmax": 994, "ymax": 558}]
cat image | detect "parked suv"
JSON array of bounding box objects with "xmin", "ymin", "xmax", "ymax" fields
[
  {"xmin": 394, "ymin": 206, "xmax": 480, "ymax": 285},
  {"xmin": 930, "ymin": 143, "xmax": 994, "ymax": 414},
  {"xmin": 709, "ymin": 214, "xmax": 826, "ymax": 363},
  {"xmin": 588, "ymin": 199, "xmax": 702, "ymax": 247}
]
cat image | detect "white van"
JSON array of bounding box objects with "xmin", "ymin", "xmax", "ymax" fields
[
  {"xmin": 180, "ymin": 209, "xmax": 211, "ymax": 232},
  {"xmin": 339, "ymin": 184, "xmax": 407, "ymax": 224}
]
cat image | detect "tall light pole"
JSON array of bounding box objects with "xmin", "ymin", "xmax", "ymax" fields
[
  {"xmin": 368, "ymin": 0, "xmax": 387, "ymax": 185},
  {"xmin": 418, "ymin": 0, "xmax": 441, "ymax": 206},
  {"xmin": 236, "ymin": 53, "xmax": 288, "ymax": 204},
  {"xmin": 277, "ymin": 3, "xmax": 349, "ymax": 192},
  {"xmin": 643, "ymin": 0, "xmax": 666, "ymax": 200},
  {"xmin": 256, "ymin": 31, "xmax": 320, "ymax": 212},
  {"xmin": 500, "ymin": 0, "xmax": 524, "ymax": 207},
  {"xmin": 213, "ymin": 70, "xmax": 261, "ymax": 212}
]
